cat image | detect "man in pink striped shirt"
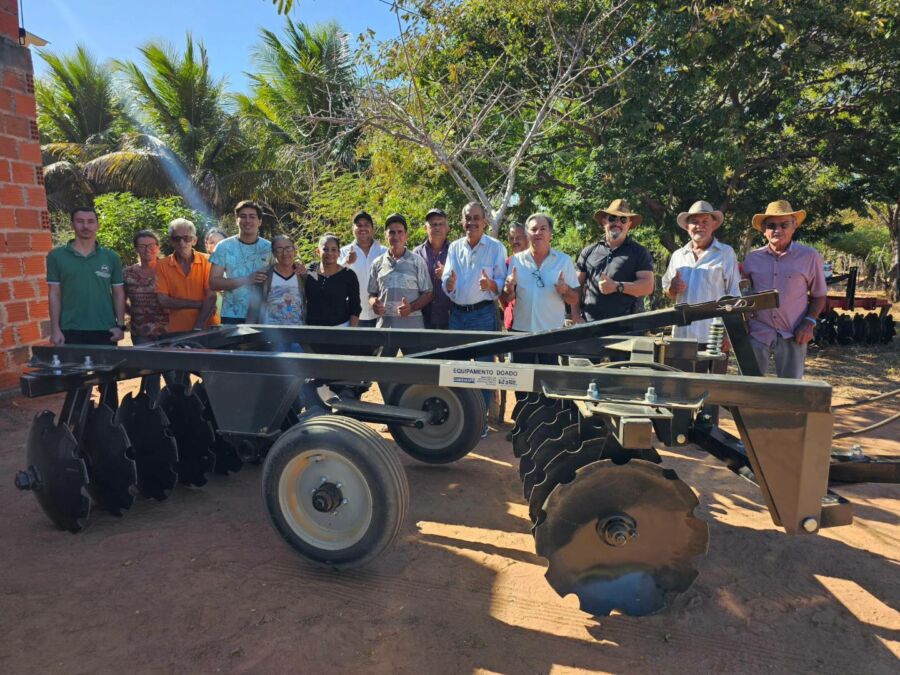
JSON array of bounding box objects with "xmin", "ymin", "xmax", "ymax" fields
[{"xmin": 742, "ymin": 200, "xmax": 827, "ymax": 378}]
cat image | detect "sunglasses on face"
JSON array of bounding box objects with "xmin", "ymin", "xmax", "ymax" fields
[
  {"xmin": 764, "ymin": 221, "xmax": 792, "ymax": 231},
  {"xmin": 605, "ymin": 214, "xmax": 628, "ymax": 225},
  {"xmin": 170, "ymin": 235, "xmax": 193, "ymax": 243}
]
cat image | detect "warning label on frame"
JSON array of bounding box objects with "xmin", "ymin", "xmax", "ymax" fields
[{"xmin": 438, "ymin": 362, "xmax": 535, "ymax": 391}]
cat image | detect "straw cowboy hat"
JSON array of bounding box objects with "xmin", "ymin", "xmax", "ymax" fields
[
  {"xmin": 676, "ymin": 200, "xmax": 724, "ymax": 230},
  {"xmin": 593, "ymin": 198, "xmax": 642, "ymax": 227},
  {"xmin": 751, "ymin": 200, "xmax": 807, "ymax": 232}
]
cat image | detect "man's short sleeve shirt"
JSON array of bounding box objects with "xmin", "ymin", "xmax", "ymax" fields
[
  {"xmin": 577, "ymin": 237, "xmax": 654, "ymax": 321},
  {"xmin": 46, "ymin": 241, "xmax": 123, "ymax": 331},
  {"xmin": 367, "ymin": 249, "xmax": 433, "ymax": 328},
  {"xmin": 509, "ymin": 249, "xmax": 579, "ymax": 332},
  {"xmin": 209, "ymin": 235, "xmax": 271, "ymax": 320}
]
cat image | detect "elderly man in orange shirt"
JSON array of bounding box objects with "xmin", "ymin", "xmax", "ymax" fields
[{"xmin": 156, "ymin": 218, "xmax": 220, "ymax": 333}]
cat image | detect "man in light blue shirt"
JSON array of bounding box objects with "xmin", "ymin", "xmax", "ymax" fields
[{"xmin": 441, "ymin": 202, "xmax": 507, "ymax": 437}]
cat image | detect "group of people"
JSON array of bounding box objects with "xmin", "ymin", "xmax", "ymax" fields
[{"xmin": 46, "ymin": 196, "xmax": 827, "ymax": 391}]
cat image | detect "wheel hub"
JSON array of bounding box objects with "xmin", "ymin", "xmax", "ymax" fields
[
  {"xmin": 311, "ymin": 481, "xmax": 344, "ymax": 513},
  {"xmin": 422, "ymin": 397, "xmax": 450, "ymax": 425},
  {"xmin": 597, "ymin": 513, "xmax": 638, "ymax": 547}
]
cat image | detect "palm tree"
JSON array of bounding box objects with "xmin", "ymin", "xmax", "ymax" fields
[{"xmin": 85, "ymin": 34, "xmax": 249, "ymax": 214}]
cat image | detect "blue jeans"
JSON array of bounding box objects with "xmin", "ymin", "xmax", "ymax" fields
[{"xmin": 449, "ymin": 303, "xmax": 497, "ymax": 414}]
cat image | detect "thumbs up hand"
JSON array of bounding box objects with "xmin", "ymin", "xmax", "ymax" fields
[
  {"xmin": 479, "ymin": 269, "xmax": 498, "ymax": 293},
  {"xmin": 398, "ymin": 296, "xmax": 411, "ymax": 317},
  {"xmin": 504, "ymin": 266, "xmax": 518, "ymax": 294},
  {"xmin": 434, "ymin": 259, "xmax": 444, "ymax": 280},
  {"xmin": 554, "ymin": 270, "xmax": 568, "ymax": 296},
  {"xmin": 347, "ymin": 248, "xmax": 357, "ymax": 265},
  {"xmin": 598, "ymin": 273, "xmax": 616, "ymax": 295},
  {"xmin": 372, "ymin": 295, "xmax": 386, "ymax": 316},
  {"xmin": 670, "ymin": 269, "xmax": 687, "ymax": 294},
  {"xmin": 445, "ymin": 269, "xmax": 457, "ymax": 292}
]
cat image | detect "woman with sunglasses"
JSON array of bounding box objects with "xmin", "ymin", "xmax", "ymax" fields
[
  {"xmin": 576, "ymin": 198, "xmax": 655, "ymax": 322},
  {"xmin": 499, "ymin": 213, "xmax": 581, "ymax": 364}
]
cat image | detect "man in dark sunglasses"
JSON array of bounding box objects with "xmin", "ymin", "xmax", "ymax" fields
[
  {"xmin": 576, "ymin": 198, "xmax": 654, "ymax": 322},
  {"xmin": 156, "ymin": 218, "xmax": 220, "ymax": 334},
  {"xmin": 742, "ymin": 200, "xmax": 827, "ymax": 378}
]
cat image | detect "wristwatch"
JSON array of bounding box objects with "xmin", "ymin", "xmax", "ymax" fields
[
  {"xmin": 803, "ymin": 316, "xmax": 817, "ymax": 326},
  {"xmin": 616, "ymin": 281, "xmax": 624, "ymax": 294},
  {"xmin": 116, "ymin": 323, "xmax": 127, "ymax": 331}
]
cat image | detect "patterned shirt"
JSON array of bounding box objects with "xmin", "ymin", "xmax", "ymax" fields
[
  {"xmin": 124, "ymin": 263, "xmax": 168, "ymax": 338},
  {"xmin": 209, "ymin": 235, "xmax": 271, "ymax": 319},
  {"xmin": 368, "ymin": 248, "xmax": 433, "ymax": 328},
  {"xmin": 661, "ymin": 239, "xmax": 741, "ymax": 343},
  {"xmin": 263, "ymin": 272, "xmax": 305, "ymax": 325}
]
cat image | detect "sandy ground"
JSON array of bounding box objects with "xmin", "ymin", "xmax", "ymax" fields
[{"xmin": 1, "ymin": 348, "xmax": 898, "ymax": 675}]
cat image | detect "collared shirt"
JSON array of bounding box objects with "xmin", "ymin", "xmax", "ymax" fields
[
  {"xmin": 577, "ymin": 237, "xmax": 654, "ymax": 321},
  {"xmin": 661, "ymin": 238, "xmax": 741, "ymax": 343},
  {"xmin": 46, "ymin": 240, "xmax": 123, "ymax": 331},
  {"xmin": 368, "ymin": 248, "xmax": 433, "ymax": 329},
  {"xmin": 413, "ymin": 240, "xmax": 451, "ymax": 327},
  {"xmin": 441, "ymin": 234, "xmax": 507, "ymax": 306},
  {"xmin": 209, "ymin": 235, "xmax": 271, "ymax": 319},
  {"xmin": 742, "ymin": 242, "xmax": 827, "ymax": 346},
  {"xmin": 124, "ymin": 263, "xmax": 168, "ymax": 338},
  {"xmin": 339, "ymin": 240, "xmax": 387, "ymax": 321},
  {"xmin": 156, "ymin": 251, "xmax": 220, "ymax": 332},
  {"xmin": 508, "ymin": 248, "xmax": 579, "ymax": 332}
]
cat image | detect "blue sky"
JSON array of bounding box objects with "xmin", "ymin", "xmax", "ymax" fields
[{"xmin": 24, "ymin": 0, "xmax": 401, "ymax": 91}]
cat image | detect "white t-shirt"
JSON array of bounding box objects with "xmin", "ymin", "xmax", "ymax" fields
[
  {"xmin": 339, "ymin": 241, "xmax": 387, "ymax": 321},
  {"xmin": 509, "ymin": 248, "xmax": 579, "ymax": 332}
]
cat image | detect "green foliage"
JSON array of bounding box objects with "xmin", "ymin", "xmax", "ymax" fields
[{"xmin": 91, "ymin": 192, "xmax": 218, "ymax": 263}]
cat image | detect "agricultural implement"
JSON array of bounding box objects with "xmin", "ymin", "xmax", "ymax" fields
[{"xmin": 15, "ymin": 291, "xmax": 899, "ymax": 617}]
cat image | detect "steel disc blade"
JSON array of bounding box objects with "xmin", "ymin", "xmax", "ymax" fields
[
  {"xmin": 534, "ymin": 459, "xmax": 708, "ymax": 617},
  {"xmin": 159, "ymin": 383, "xmax": 216, "ymax": 486},
  {"xmin": 510, "ymin": 392, "xmax": 539, "ymax": 426},
  {"xmin": 512, "ymin": 400, "xmax": 567, "ymax": 458},
  {"xmin": 510, "ymin": 396, "xmax": 555, "ymax": 452},
  {"xmin": 194, "ymin": 382, "xmax": 243, "ymax": 475},
  {"xmin": 528, "ymin": 436, "xmax": 610, "ymax": 526},
  {"xmin": 522, "ymin": 419, "xmax": 609, "ymax": 498},
  {"xmin": 24, "ymin": 411, "xmax": 91, "ymax": 532},
  {"xmin": 81, "ymin": 403, "xmax": 137, "ymax": 516},
  {"xmin": 117, "ymin": 392, "xmax": 179, "ymax": 500}
]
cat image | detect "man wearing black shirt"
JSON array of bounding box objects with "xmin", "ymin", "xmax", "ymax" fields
[{"xmin": 577, "ymin": 199, "xmax": 655, "ymax": 322}]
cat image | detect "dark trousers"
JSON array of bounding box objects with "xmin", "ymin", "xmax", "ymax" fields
[
  {"xmin": 220, "ymin": 317, "xmax": 244, "ymax": 325},
  {"xmin": 63, "ymin": 330, "xmax": 116, "ymax": 345}
]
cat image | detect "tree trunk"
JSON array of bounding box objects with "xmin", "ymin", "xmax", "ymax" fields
[{"xmin": 888, "ymin": 201, "xmax": 899, "ymax": 302}]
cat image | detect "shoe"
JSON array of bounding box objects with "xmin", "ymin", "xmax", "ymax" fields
[{"xmin": 481, "ymin": 423, "xmax": 490, "ymax": 439}]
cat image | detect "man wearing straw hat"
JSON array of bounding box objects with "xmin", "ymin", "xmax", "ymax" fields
[
  {"xmin": 662, "ymin": 200, "xmax": 741, "ymax": 367},
  {"xmin": 742, "ymin": 200, "xmax": 827, "ymax": 379},
  {"xmin": 577, "ymin": 198, "xmax": 655, "ymax": 322}
]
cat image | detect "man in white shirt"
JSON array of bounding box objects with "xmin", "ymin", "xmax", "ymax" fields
[
  {"xmin": 661, "ymin": 200, "xmax": 740, "ymax": 370},
  {"xmin": 339, "ymin": 211, "xmax": 387, "ymax": 328},
  {"xmin": 499, "ymin": 213, "xmax": 581, "ymax": 364}
]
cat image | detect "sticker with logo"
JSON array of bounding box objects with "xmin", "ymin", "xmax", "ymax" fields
[{"xmin": 95, "ymin": 264, "xmax": 111, "ymax": 279}]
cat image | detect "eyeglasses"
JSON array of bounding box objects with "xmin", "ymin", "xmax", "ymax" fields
[
  {"xmin": 273, "ymin": 246, "xmax": 295, "ymax": 254},
  {"xmin": 170, "ymin": 235, "xmax": 193, "ymax": 243},
  {"xmin": 764, "ymin": 221, "xmax": 792, "ymax": 230},
  {"xmin": 605, "ymin": 214, "xmax": 628, "ymax": 225},
  {"xmin": 532, "ymin": 270, "xmax": 545, "ymax": 288},
  {"xmin": 135, "ymin": 244, "xmax": 159, "ymax": 251}
]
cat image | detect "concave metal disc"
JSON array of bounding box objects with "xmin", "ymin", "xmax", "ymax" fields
[
  {"xmin": 534, "ymin": 459, "xmax": 708, "ymax": 617},
  {"xmin": 117, "ymin": 391, "xmax": 179, "ymax": 500},
  {"xmin": 81, "ymin": 402, "xmax": 137, "ymax": 515},
  {"xmin": 517, "ymin": 411, "xmax": 578, "ymax": 481},
  {"xmin": 158, "ymin": 383, "xmax": 216, "ymax": 487},
  {"xmin": 193, "ymin": 382, "xmax": 243, "ymax": 475},
  {"xmin": 23, "ymin": 411, "xmax": 91, "ymax": 532},
  {"xmin": 512, "ymin": 400, "xmax": 568, "ymax": 458},
  {"xmin": 523, "ymin": 420, "xmax": 609, "ymax": 501}
]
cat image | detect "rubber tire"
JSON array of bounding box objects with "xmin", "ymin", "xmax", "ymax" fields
[
  {"xmin": 262, "ymin": 415, "xmax": 409, "ymax": 569},
  {"xmin": 387, "ymin": 384, "xmax": 486, "ymax": 464}
]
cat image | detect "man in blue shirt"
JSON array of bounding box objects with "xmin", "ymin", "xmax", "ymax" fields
[{"xmin": 442, "ymin": 202, "xmax": 507, "ymax": 437}]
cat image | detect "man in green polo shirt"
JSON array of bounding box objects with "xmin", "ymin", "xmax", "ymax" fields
[{"xmin": 47, "ymin": 206, "xmax": 126, "ymax": 345}]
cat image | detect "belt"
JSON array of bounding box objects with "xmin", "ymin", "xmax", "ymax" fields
[{"xmin": 451, "ymin": 299, "xmax": 493, "ymax": 312}]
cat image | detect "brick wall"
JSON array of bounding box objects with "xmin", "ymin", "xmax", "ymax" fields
[{"xmin": 0, "ymin": 0, "xmax": 51, "ymax": 392}]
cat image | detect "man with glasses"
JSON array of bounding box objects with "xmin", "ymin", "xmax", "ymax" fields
[
  {"xmin": 413, "ymin": 208, "xmax": 451, "ymax": 330},
  {"xmin": 156, "ymin": 219, "xmax": 219, "ymax": 334},
  {"xmin": 742, "ymin": 200, "xmax": 827, "ymax": 378},
  {"xmin": 577, "ymin": 199, "xmax": 655, "ymax": 322},
  {"xmin": 499, "ymin": 213, "xmax": 581, "ymax": 364},
  {"xmin": 124, "ymin": 229, "xmax": 168, "ymax": 344},
  {"xmin": 209, "ymin": 200, "xmax": 271, "ymax": 323}
]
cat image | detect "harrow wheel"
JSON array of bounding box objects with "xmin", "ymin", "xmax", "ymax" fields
[
  {"xmin": 262, "ymin": 415, "xmax": 409, "ymax": 568},
  {"xmin": 534, "ymin": 459, "xmax": 708, "ymax": 617},
  {"xmin": 386, "ymin": 384, "xmax": 485, "ymax": 464},
  {"xmin": 17, "ymin": 411, "xmax": 91, "ymax": 533},
  {"xmin": 117, "ymin": 388, "xmax": 179, "ymax": 501},
  {"xmin": 159, "ymin": 381, "xmax": 216, "ymax": 486},
  {"xmin": 80, "ymin": 402, "xmax": 137, "ymax": 516}
]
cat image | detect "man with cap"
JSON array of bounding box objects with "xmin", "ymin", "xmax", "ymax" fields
[
  {"xmin": 577, "ymin": 199, "xmax": 655, "ymax": 322},
  {"xmin": 340, "ymin": 210, "xmax": 387, "ymax": 328},
  {"xmin": 413, "ymin": 208, "xmax": 451, "ymax": 329},
  {"xmin": 369, "ymin": 213, "xmax": 433, "ymax": 330},
  {"xmin": 662, "ymin": 200, "xmax": 740, "ymax": 368},
  {"xmin": 742, "ymin": 200, "xmax": 827, "ymax": 379}
]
